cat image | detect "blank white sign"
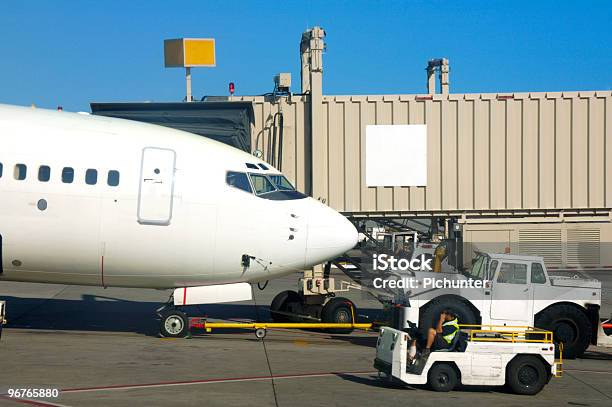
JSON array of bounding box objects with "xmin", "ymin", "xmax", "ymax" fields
[{"xmin": 365, "ymin": 124, "xmax": 427, "ymax": 186}]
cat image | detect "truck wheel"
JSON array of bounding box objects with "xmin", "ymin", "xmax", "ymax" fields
[
  {"xmin": 160, "ymin": 309, "xmax": 189, "ymax": 338},
  {"xmin": 506, "ymin": 355, "xmax": 547, "ymax": 395},
  {"xmin": 535, "ymin": 304, "xmax": 591, "ymax": 359},
  {"xmin": 270, "ymin": 290, "xmax": 302, "ymax": 322},
  {"xmin": 419, "ymin": 298, "xmax": 478, "ymax": 330},
  {"xmin": 428, "ymin": 363, "xmax": 458, "ymax": 392},
  {"xmin": 322, "ymin": 297, "xmax": 355, "ymax": 334}
]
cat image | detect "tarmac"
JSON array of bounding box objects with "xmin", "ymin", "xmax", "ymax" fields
[{"xmin": 0, "ymin": 270, "xmax": 611, "ymax": 407}]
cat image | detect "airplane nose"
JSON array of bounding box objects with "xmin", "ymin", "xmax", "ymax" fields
[{"xmin": 305, "ymin": 201, "xmax": 358, "ymax": 267}]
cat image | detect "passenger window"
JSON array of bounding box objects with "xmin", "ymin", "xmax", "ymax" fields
[
  {"xmin": 38, "ymin": 165, "xmax": 51, "ymax": 182},
  {"xmin": 531, "ymin": 263, "xmax": 547, "ymax": 284},
  {"xmin": 226, "ymin": 171, "xmax": 252, "ymax": 193},
  {"xmin": 85, "ymin": 169, "xmax": 98, "ymax": 185},
  {"xmin": 249, "ymin": 173, "xmax": 276, "ymax": 195},
  {"xmin": 14, "ymin": 164, "xmax": 27, "ymax": 180},
  {"xmin": 62, "ymin": 167, "xmax": 74, "ymax": 183},
  {"xmin": 496, "ymin": 263, "xmax": 527, "ymax": 284},
  {"xmin": 0, "ymin": 162, "xmax": 3, "ymax": 178},
  {"xmin": 269, "ymin": 174, "xmax": 295, "ymax": 191},
  {"xmin": 107, "ymin": 170, "xmax": 120, "ymax": 187}
]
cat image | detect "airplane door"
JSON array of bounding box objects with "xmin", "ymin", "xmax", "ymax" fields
[{"xmin": 137, "ymin": 147, "xmax": 176, "ymax": 225}]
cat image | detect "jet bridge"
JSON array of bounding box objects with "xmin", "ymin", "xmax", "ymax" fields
[{"xmin": 90, "ymin": 101, "xmax": 254, "ymax": 153}]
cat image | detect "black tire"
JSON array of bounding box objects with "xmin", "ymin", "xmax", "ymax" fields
[
  {"xmin": 270, "ymin": 290, "xmax": 302, "ymax": 322},
  {"xmin": 321, "ymin": 297, "xmax": 355, "ymax": 334},
  {"xmin": 159, "ymin": 309, "xmax": 189, "ymax": 338},
  {"xmin": 428, "ymin": 363, "xmax": 458, "ymax": 392},
  {"xmin": 534, "ymin": 304, "xmax": 591, "ymax": 359},
  {"xmin": 419, "ymin": 298, "xmax": 479, "ymax": 330},
  {"xmin": 506, "ymin": 355, "xmax": 548, "ymax": 395}
]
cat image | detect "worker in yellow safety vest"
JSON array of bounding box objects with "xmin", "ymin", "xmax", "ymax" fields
[{"xmin": 421, "ymin": 310, "xmax": 459, "ymax": 358}]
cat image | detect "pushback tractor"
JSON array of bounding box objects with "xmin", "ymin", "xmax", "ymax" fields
[{"xmin": 374, "ymin": 325, "xmax": 562, "ymax": 395}]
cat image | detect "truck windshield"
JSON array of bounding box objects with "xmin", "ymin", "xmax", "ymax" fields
[{"xmin": 469, "ymin": 255, "xmax": 488, "ymax": 280}]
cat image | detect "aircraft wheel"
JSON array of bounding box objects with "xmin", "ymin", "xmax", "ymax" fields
[
  {"xmin": 506, "ymin": 355, "xmax": 547, "ymax": 395},
  {"xmin": 428, "ymin": 363, "xmax": 458, "ymax": 392},
  {"xmin": 160, "ymin": 309, "xmax": 189, "ymax": 338},
  {"xmin": 255, "ymin": 328, "xmax": 267, "ymax": 339},
  {"xmin": 322, "ymin": 297, "xmax": 355, "ymax": 334},
  {"xmin": 270, "ymin": 290, "xmax": 302, "ymax": 322}
]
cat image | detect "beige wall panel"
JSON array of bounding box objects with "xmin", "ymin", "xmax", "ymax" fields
[
  {"xmin": 523, "ymin": 98, "xmax": 539, "ymax": 208},
  {"xmin": 408, "ymin": 100, "xmax": 426, "ymax": 210},
  {"xmin": 539, "ymin": 98, "xmax": 556, "ymax": 208},
  {"xmin": 457, "ymin": 100, "xmax": 474, "ymax": 209},
  {"xmin": 391, "ymin": 101, "xmax": 410, "ymax": 210},
  {"xmin": 302, "ymin": 101, "xmax": 312, "ymax": 194},
  {"xmin": 490, "ymin": 100, "xmax": 507, "ymax": 208},
  {"xmin": 555, "ymin": 98, "xmax": 572, "ymax": 207},
  {"xmin": 374, "ymin": 101, "xmax": 394, "ymax": 211},
  {"xmin": 441, "ymin": 101, "xmax": 458, "ymax": 210},
  {"xmin": 506, "ymin": 99, "xmax": 522, "ymax": 209},
  {"xmin": 589, "ymin": 97, "xmax": 605, "ymax": 207},
  {"xmin": 572, "ymin": 98, "xmax": 589, "ymax": 207},
  {"xmin": 327, "ymin": 101, "xmax": 345, "ymax": 210},
  {"xmin": 280, "ymin": 101, "xmax": 296, "ymax": 184},
  {"xmin": 344, "ymin": 101, "xmax": 361, "ymax": 212},
  {"xmin": 473, "ymin": 99, "xmax": 491, "ymax": 209},
  {"xmin": 360, "ymin": 101, "xmax": 377, "ymax": 210},
  {"xmin": 425, "ymin": 101, "xmax": 442, "ymax": 210},
  {"xmin": 293, "ymin": 101, "xmax": 306, "ymax": 192}
]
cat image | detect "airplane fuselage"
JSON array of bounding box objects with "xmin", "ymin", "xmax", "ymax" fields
[{"xmin": 0, "ymin": 105, "xmax": 357, "ymax": 289}]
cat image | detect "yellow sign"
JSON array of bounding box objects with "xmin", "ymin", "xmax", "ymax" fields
[{"xmin": 164, "ymin": 38, "xmax": 216, "ymax": 68}]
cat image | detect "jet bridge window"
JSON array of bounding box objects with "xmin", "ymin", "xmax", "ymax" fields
[
  {"xmin": 38, "ymin": 165, "xmax": 51, "ymax": 182},
  {"xmin": 226, "ymin": 171, "xmax": 252, "ymax": 193},
  {"xmin": 496, "ymin": 263, "xmax": 527, "ymax": 284},
  {"xmin": 107, "ymin": 170, "xmax": 120, "ymax": 187},
  {"xmin": 269, "ymin": 174, "xmax": 295, "ymax": 191},
  {"xmin": 14, "ymin": 164, "xmax": 27, "ymax": 180},
  {"xmin": 85, "ymin": 169, "xmax": 98, "ymax": 185},
  {"xmin": 249, "ymin": 173, "xmax": 276, "ymax": 195},
  {"xmin": 62, "ymin": 167, "xmax": 74, "ymax": 183}
]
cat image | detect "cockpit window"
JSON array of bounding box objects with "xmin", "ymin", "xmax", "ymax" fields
[
  {"xmin": 246, "ymin": 163, "xmax": 259, "ymax": 170},
  {"xmin": 258, "ymin": 163, "xmax": 269, "ymax": 170},
  {"xmin": 249, "ymin": 173, "xmax": 276, "ymax": 195},
  {"xmin": 269, "ymin": 174, "xmax": 295, "ymax": 191},
  {"xmin": 226, "ymin": 171, "xmax": 252, "ymax": 193}
]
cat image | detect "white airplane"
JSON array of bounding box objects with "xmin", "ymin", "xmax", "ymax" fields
[{"xmin": 0, "ymin": 104, "xmax": 358, "ymax": 335}]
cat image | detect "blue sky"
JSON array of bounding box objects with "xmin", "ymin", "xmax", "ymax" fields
[{"xmin": 1, "ymin": 1, "xmax": 610, "ymax": 111}]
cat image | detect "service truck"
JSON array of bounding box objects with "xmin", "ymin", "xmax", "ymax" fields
[{"xmin": 394, "ymin": 252, "xmax": 602, "ymax": 358}]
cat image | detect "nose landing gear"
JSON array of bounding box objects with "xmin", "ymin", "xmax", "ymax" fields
[{"xmin": 158, "ymin": 308, "xmax": 189, "ymax": 338}]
